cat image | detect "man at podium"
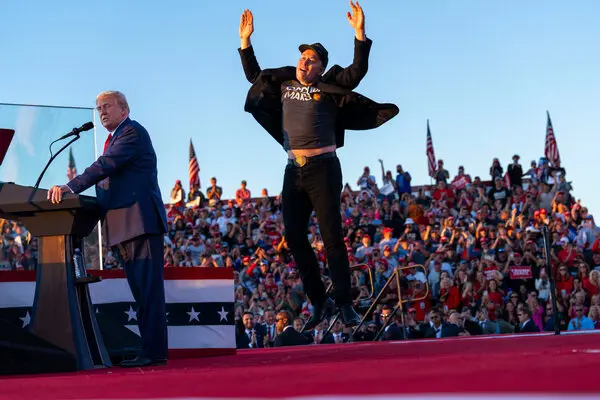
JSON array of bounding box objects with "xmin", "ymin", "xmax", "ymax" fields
[{"xmin": 47, "ymin": 91, "xmax": 169, "ymax": 368}]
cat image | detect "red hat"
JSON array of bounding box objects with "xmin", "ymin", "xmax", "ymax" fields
[{"xmin": 408, "ymin": 307, "xmax": 417, "ymax": 313}]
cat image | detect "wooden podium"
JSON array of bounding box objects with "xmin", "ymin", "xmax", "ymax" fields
[{"xmin": 0, "ymin": 182, "xmax": 112, "ymax": 372}]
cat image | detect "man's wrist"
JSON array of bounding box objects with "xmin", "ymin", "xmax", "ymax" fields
[
  {"xmin": 355, "ymin": 29, "xmax": 366, "ymax": 41},
  {"xmin": 240, "ymin": 37, "xmax": 251, "ymax": 50}
]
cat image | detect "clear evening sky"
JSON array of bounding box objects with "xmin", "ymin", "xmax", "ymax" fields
[{"xmin": 1, "ymin": 1, "xmax": 598, "ymax": 213}]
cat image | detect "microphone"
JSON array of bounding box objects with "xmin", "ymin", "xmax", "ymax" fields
[
  {"xmin": 30, "ymin": 122, "xmax": 93, "ymax": 194},
  {"xmin": 57, "ymin": 122, "xmax": 94, "ymax": 140}
]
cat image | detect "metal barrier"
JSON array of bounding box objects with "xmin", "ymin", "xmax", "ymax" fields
[
  {"xmin": 348, "ymin": 263, "xmax": 429, "ymax": 342},
  {"xmin": 303, "ymin": 264, "xmax": 374, "ymax": 344}
]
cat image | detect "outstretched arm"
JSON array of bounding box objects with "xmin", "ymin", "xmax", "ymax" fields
[
  {"xmin": 331, "ymin": 1, "xmax": 370, "ymax": 89},
  {"xmin": 48, "ymin": 125, "xmax": 142, "ymax": 203},
  {"xmin": 238, "ymin": 9, "xmax": 262, "ymax": 83}
]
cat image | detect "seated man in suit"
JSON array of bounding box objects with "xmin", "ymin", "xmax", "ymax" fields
[
  {"xmin": 493, "ymin": 309, "xmax": 515, "ymax": 334},
  {"xmin": 328, "ymin": 319, "xmax": 350, "ymax": 344},
  {"xmin": 274, "ymin": 310, "xmax": 309, "ymax": 347},
  {"xmin": 516, "ymin": 306, "xmax": 540, "ymax": 333},
  {"xmin": 236, "ymin": 312, "xmax": 266, "ymax": 349},
  {"xmin": 305, "ymin": 319, "xmax": 332, "ymax": 345},
  {"xmin": 461, "ymin": 308, "xmax": 483, "ymax": 336},
  {"xmin": 411, "ymin": 309, "xmax": 460, "ymax": 339},
  {"xmin": 380, "ymin": 305, "xmax": 405, "ymax": 341},
  {"xmin": 447, "ymin": 311, "xmax": 472, "ymax": 337}
]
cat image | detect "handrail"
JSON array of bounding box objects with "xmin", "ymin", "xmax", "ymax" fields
[
  {"xmin": 397, "ymin": 264, "xmax": 430, "ymax": 305},
  {"xmin": 373, "ymin": 264, "xmax": 429, "ymax": 341},
  {"xmin": 344, "ymin": 263, "xmax": 429, "ymax": 342},
  {"xmin": 304, "ymin": 264, "xmax": 374, "ymax": 344}
]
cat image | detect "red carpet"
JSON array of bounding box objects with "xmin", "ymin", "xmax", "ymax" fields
[{"xmin": 2, "ymin": 332, "xmax": 600, "ymax": 400}]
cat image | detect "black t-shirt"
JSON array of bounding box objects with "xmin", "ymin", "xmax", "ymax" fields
[
  {"xmin": 281, "ymin": 80, "xmax": 337, "ymax": 150},
  {"xmin": 487, "ymin": 187, "xmax": 511, "ymax": 207}
]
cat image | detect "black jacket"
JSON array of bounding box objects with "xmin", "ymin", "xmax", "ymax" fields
[
  {"xmin": 274, "ymin": 326, "xmax": 309, "ymax": 347},
  {"xmin": 238, "ymin": 38, "xmax": 399, "ymax": 150},
  {"xmin": 413, "ymin": 322, "xmax": 462, "ymax": 339},
  {"xmin": 236, "ymin": 325, "xmax": 266, "ymax": 349},
  {"xmin": 381, "ymin": 323, "xmax": 406, "ymax": 341},
  {"xmin": 517, "ymin": 319, "xmax": 540, "ymax": 333}
]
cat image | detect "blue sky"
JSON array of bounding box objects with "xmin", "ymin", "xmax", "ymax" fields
[{"xmin": 1, "ymin": 1, "xmax": 598, "ymax": 213}]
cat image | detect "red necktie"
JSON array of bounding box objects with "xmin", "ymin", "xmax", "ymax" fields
[{"xmin": 103, "ymin": 134, "xmax": 112, "ymax": 155}]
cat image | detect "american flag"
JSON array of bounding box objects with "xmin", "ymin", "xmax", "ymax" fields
[
  {"xmin": 426, "ymin": 120, "xmax": 437, "ymax": 178},
  {"xmin": 67, "ymin": 148, "xmax": 77, "ymax": 181},
  {"xmin": 189, "ymin": 139, "xmax": 200, "ymax": 190},
  {"xmin": 503, "ymin": 171, "xmax": 511, "ymax": 189},
  {"xmin": 544, "ymin": 111, "xmax": 561, "ymax": 166}
]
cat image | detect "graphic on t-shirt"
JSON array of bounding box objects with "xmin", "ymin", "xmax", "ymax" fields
[{"xmin": 282, "ymin": 85, "xmax": 321, "ymax": 102}]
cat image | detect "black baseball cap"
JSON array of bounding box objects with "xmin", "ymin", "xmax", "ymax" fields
[{"xmin": 298, "ymin": 43, "xmax": 328, "ymax": 68}]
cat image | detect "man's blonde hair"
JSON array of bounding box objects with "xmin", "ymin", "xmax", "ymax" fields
[{"xmin": 96, "ymin": 91, "xmax": 130, "ymax": 113}]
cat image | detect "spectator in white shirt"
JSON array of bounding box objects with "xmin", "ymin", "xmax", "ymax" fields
[{"xmin": 357, "ymin": 166, "xmax": 377, "ymax": 192}]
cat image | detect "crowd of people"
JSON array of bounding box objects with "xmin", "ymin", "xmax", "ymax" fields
[
  {"xmin": 159, "ymin": 154, "xmax": 600, "ymax": 347},
  {"xmin": 2, "ymin": 154, "xmax": 599, "ymax": 348}
]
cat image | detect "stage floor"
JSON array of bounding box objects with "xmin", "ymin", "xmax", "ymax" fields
[{"xmin": 2, "ymin": 331, "xmax": 600, "ymax": 400}]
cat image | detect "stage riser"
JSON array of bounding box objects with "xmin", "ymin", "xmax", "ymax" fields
[{"xmin": 0, "ymin": 268, "xmax": 236, "ymax": 365}]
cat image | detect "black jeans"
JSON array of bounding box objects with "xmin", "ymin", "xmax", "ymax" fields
[{"xmin": 282, "ymin": 155, "xmax": 351, "ymax": 306}]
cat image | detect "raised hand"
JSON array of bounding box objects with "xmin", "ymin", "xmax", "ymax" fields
[
  {"xmin": 239, "ymin": 9, "xmax": 254, "ymax": 39},
  {"xmin": 346, "ymin": 1, "xmax": 365, "ymax": 40}
]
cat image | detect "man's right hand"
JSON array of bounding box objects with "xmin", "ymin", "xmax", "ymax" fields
[{"xmin": 239, "ymin": 9, "xmax": 254, "ymax": 49}]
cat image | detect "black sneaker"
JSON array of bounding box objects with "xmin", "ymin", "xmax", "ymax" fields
[
  {"xmin": 339, "ymin": 304, "xmax": 360, "ymax": 328},
  {"xmin": 303, "ymin": 298, "xmax": 335, "ymax": 332}
]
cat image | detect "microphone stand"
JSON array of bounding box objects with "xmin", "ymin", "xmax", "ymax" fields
[{"xmin": 30, "ymin": 134, "xmax": 82, "ymax": 199}]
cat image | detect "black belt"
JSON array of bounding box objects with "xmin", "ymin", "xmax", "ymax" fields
[{"xmin": 287, "ymin": 151, "xmax": 337, "ymax": 167}]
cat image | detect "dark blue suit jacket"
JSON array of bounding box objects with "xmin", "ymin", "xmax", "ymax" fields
[{"xmin": 67, "ymin": 118, "xmax": 168, "ymax": 247}]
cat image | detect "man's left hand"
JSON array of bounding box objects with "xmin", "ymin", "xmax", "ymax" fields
[
  {"xmin": 347, "ymin": 1, "xmax": 365, "ymax": 40},
  {"xmin": 47, "ymin": 185, "xmax": 70, "ymax": 204}
]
